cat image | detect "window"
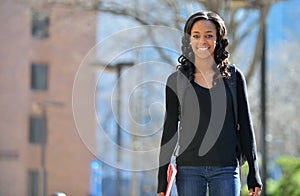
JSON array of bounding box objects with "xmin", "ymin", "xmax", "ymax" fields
[
  {"xmin": 31, "ymin": 63, "xmax": 48, "ymax": 90},
  {"xmin": 28, "ymin": 170, "xmax": 39, "ymax": 196},
  {"xmin": 29, "ymin": 116, "xmax": 47, "ymax": 144},
  {"xmin": 31, "ymin": 10, "xmax": 49, "ymax": 39}
]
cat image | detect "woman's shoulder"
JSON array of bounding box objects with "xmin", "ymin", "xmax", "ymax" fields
[
  {"xmin": 167, "ymin": 69, "xmax": 190, "ymax": 84},
  {"xmin": 167, "ymin": 68, "xmax": 187, "ymax": 81},
  {"xmin": 168, "ymin": 71, "xmax": 178, "ymax": 79},
  {"xmin": 165, "ymin": 71, "xmax": 178, "ymax": 89},
  {"xmin": 230, "ymin": 64, "xmax": 246, "ymax": 81}
]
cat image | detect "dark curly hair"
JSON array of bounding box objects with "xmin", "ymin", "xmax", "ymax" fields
[{"xmin": 177, "ymin": 11, "xmax": 231, "ymax": 83}]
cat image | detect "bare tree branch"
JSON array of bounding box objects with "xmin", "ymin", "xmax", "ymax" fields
[
  {"xmin": 245, "ymin": 4, "xmax": 270, "ymax": 82},
  {"xmin": 44, "ymin": 0, "xmax": 279, "ymax": 81}
]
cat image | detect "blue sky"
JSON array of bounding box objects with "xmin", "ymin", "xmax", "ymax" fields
[{"xmin": 268, "ymin": 0, "xmax": 300, "ymax": 44}]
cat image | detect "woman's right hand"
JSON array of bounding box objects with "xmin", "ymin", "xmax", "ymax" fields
[{"xmin": 157, "ymin": 192, "xmax": 165, "ymax": 196}]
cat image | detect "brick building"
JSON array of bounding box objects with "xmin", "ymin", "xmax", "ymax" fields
[{"xmin": 0, "ymin": 0, "xmax": 97, "ymax": 195}]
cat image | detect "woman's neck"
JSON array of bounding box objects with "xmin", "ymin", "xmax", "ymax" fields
[
  {"xmin": 193, "ymin": 58, "xmax": 217, "ymax": 89},
  {"xmin": 194, "ymin": 57, "xmax": 215, "ymax": 75}
]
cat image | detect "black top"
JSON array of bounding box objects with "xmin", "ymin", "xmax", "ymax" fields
[
  {"xmin": 157, "ymin": 68, "xmax": 262, "ymax": 193},
  {"xmin": 176, "ymin": 81, "xmax": 238, "ymax": 166}
]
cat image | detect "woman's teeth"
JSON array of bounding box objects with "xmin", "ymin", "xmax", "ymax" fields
[{"xmin": 197, "ymin": 47, "xmax": 208, "ymax": 51}]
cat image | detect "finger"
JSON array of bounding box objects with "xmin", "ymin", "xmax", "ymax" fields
[
  {"xmin": 250, "ymin": 188, "xmax": 260, "ymax": 196},
  {"xmin": 248, "ymin": 188, "xmax": 254, "ymax": 196},
  {"xmin": 254, "ymin": 187, "xmax": 261, "ymax": 196}
]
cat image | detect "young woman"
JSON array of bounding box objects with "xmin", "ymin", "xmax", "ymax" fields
[{"xmin": 157, "ymin": 11, "xmax": 262, "ymax": 196}]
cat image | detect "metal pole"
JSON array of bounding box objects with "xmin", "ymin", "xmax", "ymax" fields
[
  {"xmin": 116, "ymin": 64, "xmax": 122, "ymax": 196},
  {"xmin": 41, "ymin": 108, "xmax": 47, "ymax": 196},
  {"xmin": 94, "ymin": 62, "xmax": 134, "ymax": 195},
  {"xmin": 41, "ymin": 142, "xmax": 47, "ymax": 196},
  {"xmin": 37, "ymin": 101, "xmax": 64, "ymax": 196},
  {"xmin": 261, "ymin": 14, "xmax": 267, "ymax": 196}
]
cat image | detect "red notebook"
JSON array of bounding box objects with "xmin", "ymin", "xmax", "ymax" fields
[{"xmin": 165, "ymin": 163, "xmax": 177, "ymax": 196}]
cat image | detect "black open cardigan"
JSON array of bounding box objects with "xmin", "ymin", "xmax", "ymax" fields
[{"xmin": 157, "ymin": 66, "xmax": 262, "ymax": 193}]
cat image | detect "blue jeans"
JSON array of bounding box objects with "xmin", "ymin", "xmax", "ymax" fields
[{"xmin": 176, "ymin": 166, "xmax": 240, "ymax": 196}]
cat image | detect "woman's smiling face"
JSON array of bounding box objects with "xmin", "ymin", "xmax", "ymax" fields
[{"xmin": 190, "ymin": 20, "xmax": 217, "ymax": 60}]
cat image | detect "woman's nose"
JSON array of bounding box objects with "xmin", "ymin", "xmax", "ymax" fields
[{"xmin": 198, "ymin": 37, "xmax": 207, "ymax": 44}]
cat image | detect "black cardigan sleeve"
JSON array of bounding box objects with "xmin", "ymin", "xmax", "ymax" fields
[
  {"xmin": 157, "ymin": 73, "xmax": 179, "ymax": 193},
  {"xmin": 236, "ymin": 68, "xmax": 262, "ymax": 189}
]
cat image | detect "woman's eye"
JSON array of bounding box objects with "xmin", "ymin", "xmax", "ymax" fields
[
  {"xmin": 205, "ymin": 34, "xmax": 213, "ymax": 38},
  {"xmin": 192, "ymin": 35, "xmax": 200, "ymax": 39}
]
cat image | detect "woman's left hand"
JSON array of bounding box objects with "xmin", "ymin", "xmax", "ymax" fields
[{"xmin": 248, "ymin": 187, "xmax": 261, "ymax": 196}]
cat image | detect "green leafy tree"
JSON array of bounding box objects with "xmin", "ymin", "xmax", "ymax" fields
[{"xmin": 268, "ymin": 156, "xmax": 300, "ymax": 196}]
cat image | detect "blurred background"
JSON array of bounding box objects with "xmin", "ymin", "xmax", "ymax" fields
[{"xmin": 1, "ymin": 0, "xmax": 300, "ymax": 195}]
